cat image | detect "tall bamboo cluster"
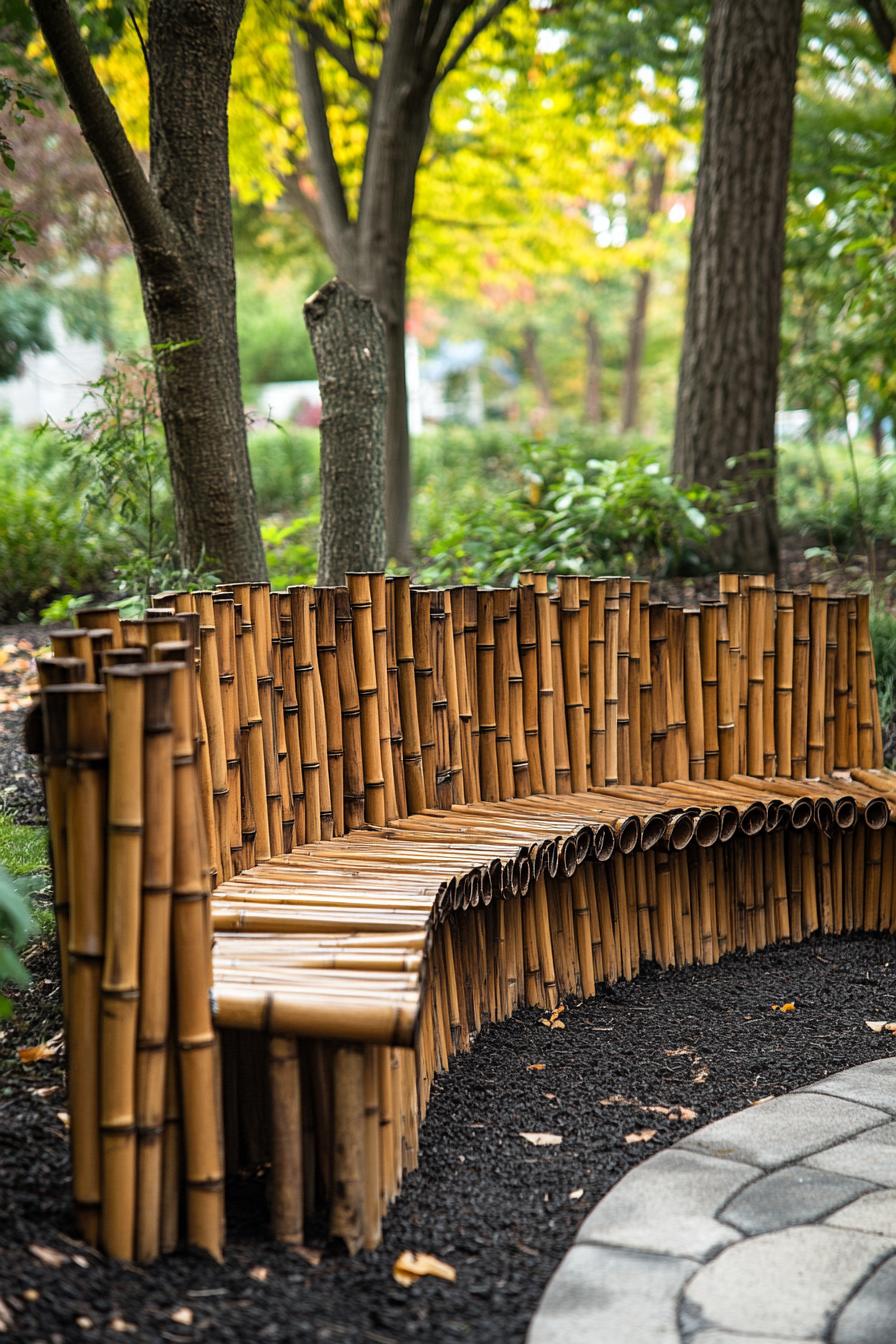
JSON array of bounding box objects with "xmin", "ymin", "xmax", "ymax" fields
[
  {"xmin": 35, "ymin": 631, "xmax": 223, "ymax": 1263},
  {"xmin": 32, "ymin": 573, "xmax": 892, "ymax": 1262}
]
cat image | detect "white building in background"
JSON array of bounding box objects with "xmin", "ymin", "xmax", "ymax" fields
[{"xmin": 0, "ymin": 308, "xmax": 104, "ymax": 426}]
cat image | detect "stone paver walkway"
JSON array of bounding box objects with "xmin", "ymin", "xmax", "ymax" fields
[{"xmin": 528, "ymin": 1059, "xmax": 896, "ymax": 1344}]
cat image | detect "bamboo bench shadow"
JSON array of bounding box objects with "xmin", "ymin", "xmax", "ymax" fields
[{"xmin": 28, "ymin": 571, "xmax": 896, "ymax": 1264}]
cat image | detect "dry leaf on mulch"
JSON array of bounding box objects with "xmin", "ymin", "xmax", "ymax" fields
[{"xmin": 392, "ymin": 1251, "xmax": 456, "ymax": 1287}]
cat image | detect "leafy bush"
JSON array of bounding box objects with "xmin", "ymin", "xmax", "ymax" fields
[
  {"xmin": 248, "ymin": 426, "xmax": 320, "ymax": 516},
  {"xmin": 416, "ymin": 440, "xmax": 718, "ymax": 585},
  {"xmin": 0, "ymin": 425, "xmax": 114, "ymax": 620},
  {"xmin": 263, "ymin": 516, "xmax": 318, "ymax": 589},
  {"xmin": 778, "ymin": 437, "xmax": 896, "ymax": 564},
  {"xmin": 871, "ymin": 607, "xmax": 896, "ymax": 764}
]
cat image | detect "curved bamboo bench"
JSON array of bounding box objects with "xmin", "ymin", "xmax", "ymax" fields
[{"xmin": 28, "ymin": 572, "xmax": 896, "ymax": 1265}]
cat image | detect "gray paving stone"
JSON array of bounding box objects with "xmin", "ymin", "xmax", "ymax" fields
[
  {"xmin": 679, "ymin": 1092, "xmax": 889, "ymax": 1168},
  {"xmin": 832, "ymin": 1251, "xmax": 896, "ymax": 1343},
  {"xmin": 806, "ymin": 1120, "xmax": 896, "ymax": 1185},
  {"xmin": 576, "ymin": 1148, "xmax": 755, "ymax": 1260},
  {"xmin": 720, "ymin": 1165, "xmax": 877, "ymax": 1235},
  {"xmin": 682, "ymin": 1226, "xmax": 895, "ymax": 1338},
  {"xmin": 526, "ymin": 1243, "xmax": 699, "ymax": 1344},
  {"xmin": 806, "ymin": 1058, "xmax": 896, "ymax": 1115},
  {"xmin": 827, "ymin": 1188, "xmax": 896, "ymax": 1237}
]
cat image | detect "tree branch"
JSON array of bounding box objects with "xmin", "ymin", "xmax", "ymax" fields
[
  {"xmin": 858, "ymin": 0, "xmax": 896, "ymax": 87},
  {"xmin": 30, "ymin": 0, "xmax": 170, "ymax": 250},
  {"xmin": 289, "ymin": 29, "xmax": 356, "ymax": 274},
  {"xmin": 438, "ymin": 0, "xmax": 517, "ymax": 82},
  {"xmin": 295, "ymin": 17, "xmax": 376, "ymax": 92}
]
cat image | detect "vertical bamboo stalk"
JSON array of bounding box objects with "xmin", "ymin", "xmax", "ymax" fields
[
  {"xmin": 604, "ymin": 580, "xmax": 620, "ymax": 787},
  {"xmin": 775, "ymin": 590, "xmax": 794, "ymax": 779},
  {"xmin": 269, "ymin": 1035, "xmax": 303, "ymax": 1245},
  {"xmin": 684, "ymin": 609, "xmax": 705, "ymax": 781},
  {"xmin": 824, "ymin": 597, "xmax": 837, "ymax": 775},
  {"xmin": 170, "ymin": 663, "xmax": 223, "ymax": 1259},
  {"xmin": 385, "ymin": 578, "xmax": 409, "ymax": 815},
  {"xmin": 808, "ymin": 582, "xmax": 828, "ymax": 778},
  {"xmin": 135, "ymin": 666, "xmax": 174, "ymax": 1263},
  {"xmin": 762, "ymin": 587, "xmax": 777, "ymax": 777},
  {"xmin": 505, "ymin": 590, "xmax": 530, "ymax": 798},
  {"xmin": 476, "ymin": 590, "xmax": 500, "ymax": 802},
  {"xmin": 791, "ymin": 592, "xmax": 810, "ymax": 780},
  {"xmin": 588, "ymin": 580, "xmax": 607, "ymax": 787},
  {"xmin": 558, "ymin": 577, "xmax": 587, "ymax": 792},
  {"xmin": 276, "ymin": 594, "xmax": 306, "ymax": 846},
  {"xmin": 617, "ymin": 579, "xmax": 632, "ymax": 785},
  {"xmin": 335, "ymin": 587, "xmax": 366, "ymax": 832},
  {"xmin": 535, "ymin": 587, "xmax": 557, "ymax": 794},
  {"xmin": 370, "ymin": 574, "xmax": 399, "ymax": 821},
  {"xmin": 649, "ymin": 604, "xmax": 669, "ymax": 784},
  {"xmin": 330, "ymin": 1045, "xmax": 365, "ymax": 1254},
  {"xmin": 747, "ymin": 584, "xmax": 765, "ymax": 777},
  {"xmin": 516, "ymin": 584, "xmax": 543, "ymax": 794},
  {"xmin": 430, "ymin": 591, "xmax": 455, "ymax": 807},
  {"xmin": 628, "ymin": 580, "xmax": 646, "ymax": 786},
  {"xmin": 314, "ymin": 588, "xmax": 346, "ymax": 836},
  {"xmin": 856, "ymin": 593, "xmax": 875, "ymax": 769},
  {"xmin": 700, "ymin": 603, "xmax": 720, "ymax": 780},
  {"xmin": 100, "ymin": 668, "xmax": 144, "ymax": 1260},
  {"xmin": 834, "ymin": 597, "xmax": 849, "ymax": 773},
  {"xmin": 412, "ymin": 587, "xmax": 439, "ymax": 807},
  {"xmin": 393, "ymin": 576, "xmax": 427, "ymax": 814},
  {"xmin": 290, "ymin": 587, "xmax": 324, "ymax": 841},
  {"xmin": 63, "ymin": 684, "xmax": 108, "ymax": 1247}
]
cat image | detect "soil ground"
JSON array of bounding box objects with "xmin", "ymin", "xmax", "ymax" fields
[{"xmin": 2, "ymin": 933, "xmax": 896, "ymax": 1344}]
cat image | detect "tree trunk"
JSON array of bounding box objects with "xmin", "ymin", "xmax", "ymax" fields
[
  {"xmin": 144, "ymin": 0, "xmax": 266, "ymax": 580},
  {"xmin": 621, "ymin": 156, "xmax": 666, "ymax": 434},
  {"xmin": 583, "ymin": 312, "xmax": 603, "ymax": 425},
  {"xmin": 672, "ymin": 0, "xmax": 802, "ymax": 573},
  {"xmin": 33, "ymin": 0, "xmax": 267, "ymax": 583},
  {"xmin": 304, "ymin": 279, "xmax": 386, "ymax": 586},
  {"xmin": 522, "ymin": 324, "xmax": 552, "ymax": 413}
]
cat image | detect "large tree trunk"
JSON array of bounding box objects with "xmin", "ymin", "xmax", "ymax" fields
[
  {"xmin": 621, "ymin": 155, "xmax": 666, "ymax": 434},
  {"xmin": 583, "ymin": 311, "xmax": 603, "ymax": 425},
  {"xmin": 144, "ymin": 0, "xmax": 266, "ymax": 580},
  {"xmin": 304, "ymin": 279, "xmax": 386, "ymax": 585},
  {"xmin": 33, "ymin": 0, "xmax": 266, "ymax": 582},
  {"xmin": 672, "ymin": 0, "xmax": 802, "ymax": 573}
]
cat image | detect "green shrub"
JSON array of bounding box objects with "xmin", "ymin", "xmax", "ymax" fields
[
  {"xmin": 415, "ymin": 440, "xmax": 718, "ymax": 585},
  {"xmin": 249, "ymin": 426, "xmax": 320, "ymax": 516},
  {"xmin": 778, "ymin": 437, "xmax": 896, "ymax": 562},
  {"xmin": 0, "ymin": 425, "xmax": 115, "ymax": 620},
  {"xmin": 871, "ymin": 607, "xmax": 896, "ymax": 756},
  {"xmin": 263, "ymin": 515, "xmax": 319, "ymax": 589}
]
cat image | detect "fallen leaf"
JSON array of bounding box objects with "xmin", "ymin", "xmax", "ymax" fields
[
  {"xmin": 549, "ymin": 1005, "xmax": 566, "ymax": 1019},
  {"xmin": 109, "ymin": 1318, "xmax": 136, "ymax": 1334},
  {"xmin": 72, "ymin": 1255, "xmax": 89, "ymax": 1269},
  {"xmin": 0, "ymin": 1299, "xmax": 13, "ymax": 1333},
  {"xmin": 624, "ymin": 1129, "xmax": 657, "ymax": 1145},
  {"xmin": 771, "ymin": 1002, "xmax": 796, "ymax": 1013},
  {"xmin": 539, "ymin": 1018, "xmax": 553, "ymax": 1028},
  {"xmin": 520, "ymin": 1132, "xmax": 563, "ymax": 1146},
  {"xmin": 599, "ymin": 1094, "xmax": 638, "ymax": 1107},
  {"xmin": 18, "ymin": 1042, "xmax": 58, "ymax": 1064},
  {"xmin": 665, "ymin": 1046, "xmax": 692, "ymax": 1057},
  {"xmin": 33, "ymin": 1086, "xmax": 58, "ymax": 1099},
  {"xmin": 550, "ymin": 1019, "xmax": 566, "ymax": 1030},
  {"xmin": 170, "ymin": 1307, "xmax": 194, "ymax": 1326},
  {"xmin": 76, "ymin": 1318, "xmax": 93, "ymax": 1331},
  {"xmin": 865, "ymin": 1020, "xmax": 896, "ymax": 1034},
  {"xmin": 569, "ymin": 1188, "xmax": 584, "ymax": 1201},
  {"xmin": 393, "ymin": 1251, "xmax": 457, "ymax": 1287},
  {"xmin": 29, "ymin": 1244, "xmax": 67, "ymax": 1268},
  {"xmin": 526, "ymin": 1063, "xmax": 545, "ymax": 1072},
  {"xmin": 751, "ymin": 1095, "xmax": 775, "ymax": 1106},
  {"xmin": 668, "ymin": 1105, "xmax": 697, "ymax": 1122},
  {"xmin": 22, "ymin": 1289, "xmax": 39, "ymax": 1303},
  {"xmin": 543, "ymin": 1092, "xmax": 557, "ymax": 1100},
  {"xmin": 248, "ymin": 1266, "xmax": 269, "ymax": 1282},
  {"xmin": 56, "ymin": 1111, "xmax": 70, "ymax": 1129},
  {"xmin": 693, "ymin": 1065, "xmax": 710, "ymax": 1084}
]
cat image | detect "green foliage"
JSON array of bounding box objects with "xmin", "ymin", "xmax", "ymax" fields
[
  {"xmin": 0, "ymin": 283, "xmax": 53, "ymax": 378},
  {"xmin": 0, "ymin": 425, "xmax": 113, "ymax": 621},
  {"xmin": 238, "ymin": 271, "xmax": 319, "ymax": 388},
  {"xmin": 54, "ymin": 350, "xmax": 218, "ymax": 608},
  {"xmin": 263, "ymin": 516, "xmax": 318, "ymax": 589},
  {"xmin": 416, "ymin": 440, "xmax": 719, "ymax": 584},
  {"xmin": 0, "ymin": 815, "xmax": 48, "ymax": 879},
  {"xmin": 871, "ymin": 607, "xmax": 896, "ymax": 765},
  {"xmin": 0, "ymin": 864, "xmax": 35, "ymax": 1017},
  {"xmin": 777, "ymin": 437, "xmax": 896, "ymax": 566},
  {"xmin": 248, "ymin": 426, "xmax": 320, "ymax": 515},
  {"xmin": 0, "ymin": 71, "xmax": 41, "ymax": 274}
]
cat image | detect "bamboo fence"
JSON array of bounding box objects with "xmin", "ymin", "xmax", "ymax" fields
[{"xmin": 29, "ymin": 571, "xmax": 895, "ymax": 1261}]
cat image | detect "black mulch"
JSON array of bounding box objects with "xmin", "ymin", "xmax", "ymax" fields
[{"xmin": 2, "ymin": 933, "xmax": 896, "ymax": 1344}]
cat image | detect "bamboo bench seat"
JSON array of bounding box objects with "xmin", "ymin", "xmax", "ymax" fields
[{"xmin": 29, "ymin": 571, "xmax": 895, "ymax": 1264}]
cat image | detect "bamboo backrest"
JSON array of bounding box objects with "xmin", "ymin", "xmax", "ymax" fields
[{"xmin": 51, "ymin": 573, "xmax": 883, "ymax": 895}]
